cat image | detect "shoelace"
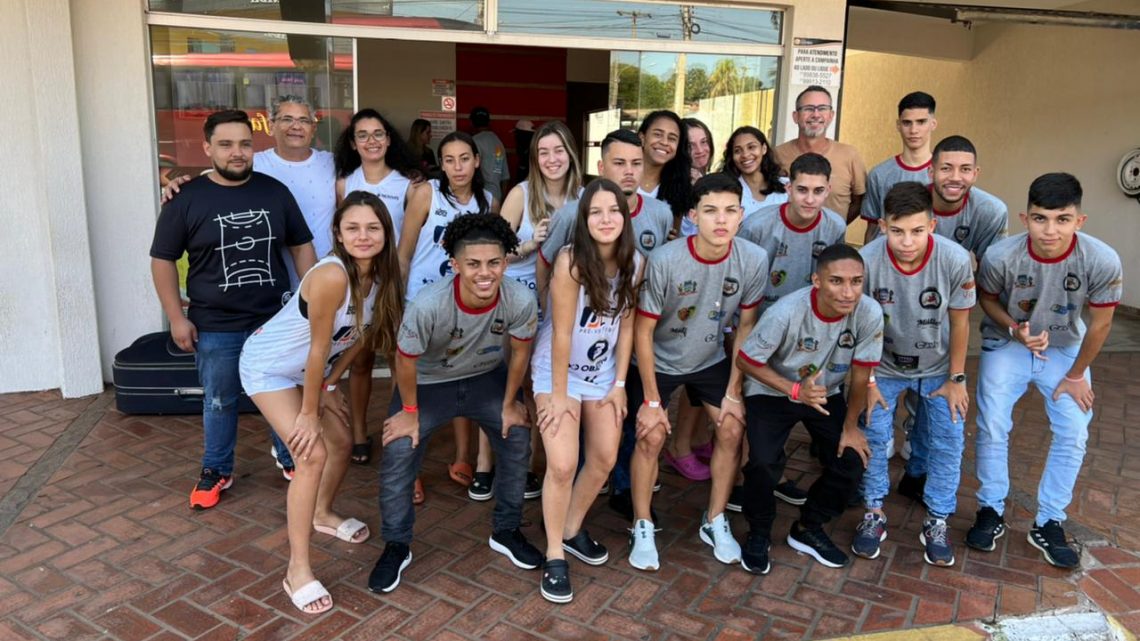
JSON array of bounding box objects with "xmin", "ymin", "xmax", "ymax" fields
[
  {"xmin": 196, "ymin": 470, "xmax": 223, "ymax": 490},
  {"xmin": 856, "ymin": 515, "xmax": 882, "ymax": 537},
  {"xmin": 925, "ymin": 520, "xmax": 949, "ymax": 546}
]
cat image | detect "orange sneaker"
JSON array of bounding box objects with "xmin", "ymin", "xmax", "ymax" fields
[{"xmin": 190, "ymin": 468, "xmax": 233, "ymax": 509}]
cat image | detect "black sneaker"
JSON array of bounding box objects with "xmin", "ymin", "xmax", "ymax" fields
[
  {"xmin": 489, "ymin": 528, "xmax": 543, "ymax": 570},
  {"xmin": 774, "ymin": 480, "xmax": 807, "ymax": 506},
  {"xmin": 468, "ymin": 469, "xmax": 494, "ymax": 501},
  {"xmin": 787, "ymin": 522, "xmax": 849, "ymax": 568},
  {"xmin": 607, "ymin": 491, "xmax": 658, "ymax": 523},
  {"xmin": 540, "ymin": 559, "xmax": 573, "ymax": 603},
  {"xmin": 740, "ymin": 532, "xmax": 771, "ymax": 575},
  {"xmin": 1028, "ymin": 520, "xmax": 1080, "ymax": 569},
  {"xmin": 965, "ymin": 507, "xmax": 1006, "ymax": 552},
  {"xmin": 368, "ymin": 542, "xmax": 412, "ymax": 593},
  {"xmin": 725, "ymin": 485, "xmax": 745, "ymax": 513},
  {"xmin": 563, "ymin": 529, "xmax": 609, "ymax": 566},
  {"xmin": 897, "ymin": 473, "xmax": 927, "ymax": 503},
  {"xmin": 524, "ymin": 472, "xmax": 543, "ymax": 500}
]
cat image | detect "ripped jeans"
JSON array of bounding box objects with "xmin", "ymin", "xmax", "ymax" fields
[{"xmin": 196, "ymin": 330, "xmax": 289, "ymax": 475}]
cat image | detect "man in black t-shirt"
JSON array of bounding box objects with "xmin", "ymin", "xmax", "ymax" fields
[{"xmin": 150, "ymin": 109, "xmax": 316, "ymax": 510}]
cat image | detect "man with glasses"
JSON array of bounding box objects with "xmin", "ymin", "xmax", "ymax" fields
[{"xmin": 774, "ymin": 86, "xmax": 867, "ymax": 224}]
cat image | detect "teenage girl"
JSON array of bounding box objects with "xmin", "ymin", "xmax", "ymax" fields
[{"xmin": 637, "ymin": 110, "xmax": 693, "ymax": 236}]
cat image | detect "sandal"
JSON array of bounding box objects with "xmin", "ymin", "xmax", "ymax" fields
[
  {"xmin": 691, "ymin": 440, "xmax": 714, "ymax": 463},
  {"xmin": 448, "ymin": 462, "xmax": 474, "ymax": 487},
  {"xmin": 663, "ymin": 450, "xmax": 711, "ymax": 481},
  {"xmin": 283, "ymin": 578, "xmax": 332, "ymax": 615},
  {"xmin": 413, "ymin": 477, "xmax": 425, "ymax": 505},
  {"xmin": 351, "ymin": 437, "xmax": 373, "ymax": 465},
  {"xmin": 313, "ymin": 517, "xmax": 370, "ymax": 543}
]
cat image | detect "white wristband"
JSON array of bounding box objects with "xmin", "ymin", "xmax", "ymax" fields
[
  {"xmin": 644, "ymin": 399, "xmax": 661, "ymax": 408},
  {"xmin": 324, "ymin": 383, "xmax": 337, "ymax": 392},
  {"xmin": 614, "ymin": 380, "xmax": 626, "ymax": 388}
]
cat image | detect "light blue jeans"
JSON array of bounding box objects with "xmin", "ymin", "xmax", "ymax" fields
[
  {"xmin": 975, "ymin": 338, "xmax": 1091, "ymax": 527},
  {"xmin": 862, "ymin": 373, "xmax": 961, "ymax": 518}
]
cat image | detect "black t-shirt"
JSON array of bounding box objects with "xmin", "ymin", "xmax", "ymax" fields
[{"xmin": 150, "ymin": 173, "xmax": 314, "ymax": 331}]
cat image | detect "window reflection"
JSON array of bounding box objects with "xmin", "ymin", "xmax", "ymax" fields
[{"xmin": 148, "ymin": 0, "xmax": 484, "ymax": 31}]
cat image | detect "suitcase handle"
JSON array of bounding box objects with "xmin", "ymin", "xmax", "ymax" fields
[{"xmin": 174, "ymin": 387, "xmax": 204, "ymax": 399}]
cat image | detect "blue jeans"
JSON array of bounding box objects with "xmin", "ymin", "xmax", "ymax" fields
[
  {"xmin": 196, "ymin": 330, "xmax": 291, "ymax": 475},
  {"xmin": 380, "ymin": 365, "xmax": 531, "ymax": 544},
  {"xmin": 975, "ymin": 338, "xmax": 1091, "ymax": 526},
  {"xmin": 902, "ymin": 390, "xmax": 931, "ymax": 478},
  {"xmin": 861, "ymin": 374, "xmax": 961, "ymax": 518}
]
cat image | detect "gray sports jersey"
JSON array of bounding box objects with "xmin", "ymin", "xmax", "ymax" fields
[
  {"xmin": 930, "ymin": 186, "xmax": 1008, "ymax": 261},
  {"xmin": 861, "ymin": 155, "xmax": 931, "ymax": 241},
  {"xmin": 740, "ymin": 287, "xmax": 883, "ymax": 397},
  {"xmin": 861, "ymin": 235, "xmax": 975, "ymax": 378},
  {"xmin": 539, "ymin": 193, "xmax": 672, "ymax": 265},
  {"xmin": 737, "ymin": 203, "xmax": 846, "ymax": 314},
  {"xmin": 637, "ymin": 237, "xmax": 768, "ymax": 376},
  {"xmin": 978, "ymin": 232, "xmax": 1122, "ymax": 348},
  {"xmin": 397, "ymin": 276, "xmax": 538, "ymax": 384}
]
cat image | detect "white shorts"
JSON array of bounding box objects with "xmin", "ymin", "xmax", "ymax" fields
[
  {"xmin": 530, "ymin": 362, "xmax": 612, "ymax": 402},
  {"xmin": 239, "ymin": 358, "xmax": 304, "ymax": 396}
]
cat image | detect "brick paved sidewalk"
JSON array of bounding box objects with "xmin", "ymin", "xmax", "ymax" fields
[{"xmin": 1, "ymin": 355, "xmax": 1138, "ymax": 640}]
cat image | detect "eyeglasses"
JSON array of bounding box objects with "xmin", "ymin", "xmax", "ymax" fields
[
  {"xmin": 354, "ymin": 131, "xmax": 387, "ymax": 142},
  {"xmin": 275, "ymin": 116, "xmax": 315, "ymax": 127},
  {"xmin": 796, "ymin": 105, "xmax": 833, "ymax": 114}
]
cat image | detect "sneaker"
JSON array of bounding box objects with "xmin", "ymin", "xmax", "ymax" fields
[
  {"xmin": 628, "ymin": 519, "xmax": 659, "ymax": 571},
  {"xmin": 900, "ymin": 416, "xmax": 914, "ymax": 461},
  {"xmin": 368, "ymin": 542, "xmax": 412, "ymax": 593},
  {"xmin": 1028, "ymin": 520, "xmax": 1080, "ymax": 569},
  {"xmin": 468, "ymin": 470, "xmax": 494, "ymax": 501},
  {"xmin": 966, "ymin": 507, "xmax": 1006, "ymax": 552},
  {"xmin": 189, "ymin": 468, "xmax": 232, "ymax": 509},
  {"xmin": 851, "ymin": 512, "xmax": 888, "ymax": 560},
  {"xmin": 540, "ymin": 559, "xmax": 573, "ymax": 603},
  {"xmin": 699, "ymin": 511, "xmax": 742, "ymax": 564},
  {"xmin": 653, "ymin": 481, "xmax": 662, "ymax": 493},
  {"xmin": 787, "ymin": 522, "xmax": 849, "ymax": 568},
  {"xmin": 897, "ymin": 473, "xmax": 926, "ymax": 503},
  {"xmin": 598, "ymin": 480, "xmax": 610, "ymax": 495},
  {"xmin": 920, "ymin": 517, "xmax": 956, "ymax": 567},
  {"xmin": 740, "ymin": 532, "xmax": 771, "ymax": 575},
  {"xmin": 563, "ymin": 530, "xmax": 608, "ymax": 566},
  {"xmin": 774, "ymin": 480, "xmax": 808, "ymax": 506},
  {"xmin": 725, "ymin": 485, "xmax": 745, "ymax": 513},
  {"xmin": 524, "ymin": 472, "xmax": 543, "ymax": 500},
  {"xmin": 489, "ymin": 529, "xmax": 543, "ymax": 570},
  {"xmin": 270, "ymin": 446, "xmax": 294, "ymax": 481}
]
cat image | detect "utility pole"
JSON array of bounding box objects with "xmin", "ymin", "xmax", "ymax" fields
[
  {"xmin": 672, "ymin": 6, "xmax": 694, "ymax": 113},
  {"xmin": 617, "ymin": 10, "xmax": 651, "ymax": 39}
]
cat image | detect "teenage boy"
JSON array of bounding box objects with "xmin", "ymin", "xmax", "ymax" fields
[
  {"xmin": 968, "ymin": 173, "xmax": 1121, "ymax": 569},
  {"xmin": 150, "ymin": 109, "xmax": 317, "ymax": 509},
  {"xmin": 625, "ymin": 173, "xmax": 768, "ymax": 571},
  {"xmin": 736, "ymin": 244, "xmax": 882, "ymax": 572},
  {"xmin": 854, "ymin": 182, "xmax": 975, "ymax": 566},
  {"xmin": 369, "ymin": 213, "xmax": 541, "ymax": 593},
  {"xmin": 863, "ymin": 92, "xmax": 938, "ymax": 244}
]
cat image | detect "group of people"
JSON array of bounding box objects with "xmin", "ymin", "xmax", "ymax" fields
[{"xmin": 150, "ymin": 86, "xmax": 1121, "ymax": 614}]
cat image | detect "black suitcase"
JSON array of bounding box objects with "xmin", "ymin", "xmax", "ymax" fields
[{"xmin": 113, "ymin": 332, "xmax": 258, "ymax": 415}]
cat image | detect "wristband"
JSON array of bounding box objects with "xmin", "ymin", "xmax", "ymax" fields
[
  {"xmin": 402, "ymin": 404, "xmax": 418, "ymax": 413},
  {"xmin": 1008, "ymin": 323, "xmax": 1018, "ymax": 338},
  {"xmin": 1064, "ymin": 374, "xmax": 1086, "ymax": 383},
  {"xmin": 324, "ymin": 383, "xmax": 337, "ymax": 392},
  {"xmin": 643, "ymin": 399, "xmax": 661, "ymax": 408},
  {"xmin": 614, "ymin": 380, "xmax": 626, "ymax": 388},
  {"xmin": 725, "ymin": 393, "xmax": 741, "ymax": 404},
  {"xmin": 790, "ymin": 382, "xmax": 801, "ymax": 401},
  {"xmin": 868, "ymin": 375, "xmax": 876, "ymax": 386}
]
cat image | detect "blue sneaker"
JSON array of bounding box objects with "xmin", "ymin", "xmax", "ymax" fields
[
  {"xmin": 920, "ymin": 517, "xmax": 955, "ymax": 567},
  {"xmin": 851, "ymin": 512, "xmax": 887, "ymax": 560}
]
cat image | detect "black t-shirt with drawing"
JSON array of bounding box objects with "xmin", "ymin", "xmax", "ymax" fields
[{"xmin": 150, "ymin": 173, "xmax": 313, "ymax": 332}]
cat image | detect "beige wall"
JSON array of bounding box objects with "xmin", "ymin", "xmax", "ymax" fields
[
  {"xmin": 841, "ymin": 17, "xmax": 1140, "ymax": 306},
  {"xmin": 356, "ymin": 39, "xmax": 456, "ymax": 137}
]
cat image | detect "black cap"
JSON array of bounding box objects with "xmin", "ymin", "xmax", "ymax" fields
[{"xmin": 470, "ymin": 106, "xmax": 491, "ymax": 127}]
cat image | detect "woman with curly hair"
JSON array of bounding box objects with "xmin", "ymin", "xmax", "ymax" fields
[{"xmin": 637, "ymin": 110, "xmax": 692, "ymax": 234}]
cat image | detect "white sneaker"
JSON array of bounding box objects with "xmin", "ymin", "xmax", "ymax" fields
[
  {"xmin": 628, "ymin": 519, "xmax": 660, "ymax": 571},
  {"xmin": 699, "ymin": 511, "xmax": 742, "ymax": 564}
]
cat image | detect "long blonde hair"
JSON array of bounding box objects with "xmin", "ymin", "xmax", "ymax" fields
[
  {"xmin": 525, "ymin": 121, "xmax": 582, "ymax": 226},
  {"xmin": 330, "ymin": 191, "xmax": 404, "ymax": 355}
]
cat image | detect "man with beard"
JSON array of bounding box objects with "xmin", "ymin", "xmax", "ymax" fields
[
  {"xmin": 773, "ymin": 86, "xmax": 867, "ymax": 223},
  {"xmin": 923, "ymin": 135, "xmax": 1008, "ymax": 264},
  {"xmin": 150, "ymin": 109, "xmax": 317, "ymax": 510}
]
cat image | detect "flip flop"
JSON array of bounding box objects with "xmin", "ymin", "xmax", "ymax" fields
[
  {"xmin": 413, "ymin": 477, "xmax": 425, "ymax": 505},
  {"xmin": 448, "ymin": 462, "xmax": 474, "ymax": 487},
  {"xmin": 283, "ymin": 578, "xmax": 332, "ymax": 615},
  {"xmin": 350, "ymin": 436, "xmax": 373, "ymax": 465},
  {"xmin": 313, "ymin": 517, "xmax": 370, "ymax": 543},
  {"xmin": 663, "ymin": 450, "xmax": 711, "ymax": 481}
]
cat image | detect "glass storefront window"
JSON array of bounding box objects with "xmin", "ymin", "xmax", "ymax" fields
[
  {"xmin": 148, "ymin": 1, "xmax": 484, "ymax": 31},
  {"xmin": 497, "ymin": 1, "xmax": 781, "ymax": 45}
]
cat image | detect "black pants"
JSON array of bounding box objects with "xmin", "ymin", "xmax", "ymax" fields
[{"xmin": 741, "ymin": 393, "xmax": 864, "ymax": 536}]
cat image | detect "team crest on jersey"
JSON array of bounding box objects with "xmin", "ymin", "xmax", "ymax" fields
[
  {"xmin": 1052, "ymin": 303, "xmax": 1076, "ymax": 315},
  {"xmin": 797, "ymin": 363, "xmax": 819, "ymax": 379},
  {"xmin": 490, "ymin": 318, "xmax": 506, "ymax": 335},
  {"xmin": 953, "ymin": 225, "xmax": 970, "ymax": 242},
  {"xmin": 678, "ymin": 306, "xmax": 696, "ymax": 321},
  {"xmin": 797, "ymin": 336, "xmax": 819, "ymax": 352},
  {"xmin": 1015, "ymin": 274, "xmax": 1035, "ymax": 289},
  {"xmin": 770, "ymin": 270, "xmax": 787, "ymax": 287},
  {"xmin": 1017, "ymin": 298, "xmax": 1037, "ymax": 313},
  {"xmin": 837, "ymin": 330, "xmax": 856, "ymax": 349},
  {"xmin": 579, "ymin": 307, "xmax": 603, "ymax": 329},
  {"xmin": 670, "ymin": 326, "xmax": 688, "ymax": 337},
  {"xmin": 827, "ymin": 363, "xmax": 849, "ymax": 374},
  {"xmin": 677, "ymin": 280, "xmax": 698, "ymax": 296},
  {"xmin": 449, "ymin": 327, "xmax": 464, "ymax": 340},
  {"xmin": 639, "ymin": 230, "xmax": 658, "ymax": 250},
  {"xmin": 708, "ymin": 309, "xmax": 726, "ymax": 321},
  {"xmin": 433, "ymin": 208, "xmax": 449, "ymax": 218},
  {"xmin": 919, "ymin": 287, "xmax": 942, "ymax": 309},
  {"xmin": 587, "ymin": 339, "xmax": 610, "ymax": 362},
  {"xmin": 1063, "ymin": 273, "xmax": 1082, "ymax": 291},
  {"xmin": 873, "ymin": 287, "xmax": 895, "ymax": 305},
  {"xmin": 774, "ymin": 241, "xmax": 788, "ymax": 257},
  {"xmin": 445, "ymin": 346, "xmax": 464, "ymax": 358},
  {"xmin": 477, "ymin": 345, "xmax": 501, "ymax": 355},
  {"xmin": 722, "ymin": 277, "xmax": 740, "ymax": 297},
  {"xmin": 892, "ymin": 353, "xmax": 919, "ymax": 370},
  {"xmin": 811, "ymin": 241, "xmax": 828, "ymax": 258}
]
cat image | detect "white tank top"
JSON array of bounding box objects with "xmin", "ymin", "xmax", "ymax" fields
[
  {"xmin": 241, "ymin": 256, "xmax": 376, "ymax": 378},
  {"xmin": 405, "ymin": 178, "xmax": 492, "ymax": 302},
  {"xmin": 505, "ymin": 183, "xmax": 539, "ymax": 293},
  {"xmin": 532, "ymin": 252, "xmax": 642, "ymax": 387},
  {"xmin": 343, "ymin": 166, "xmax": 412, "ymax": 243}
]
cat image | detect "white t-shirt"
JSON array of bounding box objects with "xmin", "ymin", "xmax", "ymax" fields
[{"xmin": 253, "ymin": 148, "xmax": 336, "ymax": 258}]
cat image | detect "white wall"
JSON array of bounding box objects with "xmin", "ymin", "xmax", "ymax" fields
[
  {"xmin": 0, "ymin": 0, "xmax": 103, "ymax": 397},
  {"xmin": 356, "ymin": 39, "xmax": 456, "ymax": 137}
]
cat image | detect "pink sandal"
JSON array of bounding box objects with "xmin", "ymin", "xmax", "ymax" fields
[
  {"xmin": 691, "ymin": 441, "xmax": 714, "ymax": 463},
  {"xmin": 663, "ymin": 451, "xmax": 711, "ymax": 481}
]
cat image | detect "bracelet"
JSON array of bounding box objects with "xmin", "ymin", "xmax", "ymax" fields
[
  {"xmin": 724, "ymin": 393, "xmax": 741, "ymax": 404},
  {"xmin": 324, "ymin": 383, "xmax": 337, "ymax": 392},
  {"xmin": 1064, "ymin": 374, "xmax": 1086, "ymax": 383},
  {"xmin": 868, "ymin": 375, "xmax": 877, "ymax": 386},
  {"xmin": 1008, "ymin": 323, "xmax": 1018, "ymax": 338},
  {"xmin": 402, "ymin": 404, "xmax": 418, "ymax": 413},
  {"xmin": 643, "ymin": 399, "xmax": 661, "ymax": 408},
  {"xmin": 790, "ymin": 382, "xmax": 801, "ymax": 401},
  {"xmin": 614, "ymin": 380, "xmax": 626, "ymax": 388}
]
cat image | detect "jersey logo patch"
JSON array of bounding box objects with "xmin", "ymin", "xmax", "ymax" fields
[
  {"xmin": 678, "ymin": 306, "xmax": 696, "ymax": 321},
  {"xmin": 811, "ymin": 241, "xmax": 828, "ymax": 258},
  {"xmin": 953, "ymin": 225, "xmax": 970, "ymax": 242},
  {"xmin": 916, "ymin": 318, "xmax": 941, "ymax": 328},
  {"xmin": 770, "ymin": 270, "xmax": 787, "ymax": 287},
  {"xmin": 914, "ymin": 341, "xmax": 936, "ymax": 349},
  {"xmin": 797, "ymin": 337, "xmax": 819, "ymax": 352},
  {"xmin": 676, "ymin": 280, "xmax": 698, "ymax": 296},
  {"xmin": 797, "ymin": 363, "xmax": 819, "ymax": 379},
  {"xmin": 477, "ymin": 345, "xmax": 501, "ymax": 355},
  {"xmin": 837, "ymin": 330, "xmax": 855, "ymax": 349},
  {"xmin": 1052, "ymin": 303, "xmax": 1076, "ymax": 315},
  {"xmin": 774, "ymin": 242, "xmax": 788, "ymax": 257},
  {"xmin": 579, "ymin": 307, "xmax": 603, "ymax": 329},
  {"xmin": 1063, "ymin": 273, "xmax": 1082, "ymax": 291},
  {"xmin": 450, "ymin": 328, "xmax": 464, "ymax": 340},
  {"xmin": 873, "ymin": 288, "xmax": 895, "ymax": 305},
  {"xmin": 722, "ymin": 277, "xmax": 740, "ymax": 297},
  {"xmin": 1015, "ymin": 274, "xmax": 1035, "ymax": 289},
  {"xmin": 490, "ymin": 318, "xmax": 506, "ymax": 335},
  {"xmin": 919, "ymin": 287, "xmax": 942, "ymax": 309},
  {"xmin": 587, "ymin": 339, "xmax": 610, "ymax": 362},
  {"xmin": 708, "ymin": 309, "xmax": 726, "ymax": 321},
  {"xmin": 891, "ymin": 353, "xmax": 919, "ymax": 370},
  {"xmin": 827, "ymin": 363, "xmax": 849, "ymax": 373},
  {"xmin": 639, "ymin": 230, "xmax": 657, "ymax": 250},
  {"xmin": 1017, "ymin": 298, "xmax": 1037, "ymax": 313}
]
